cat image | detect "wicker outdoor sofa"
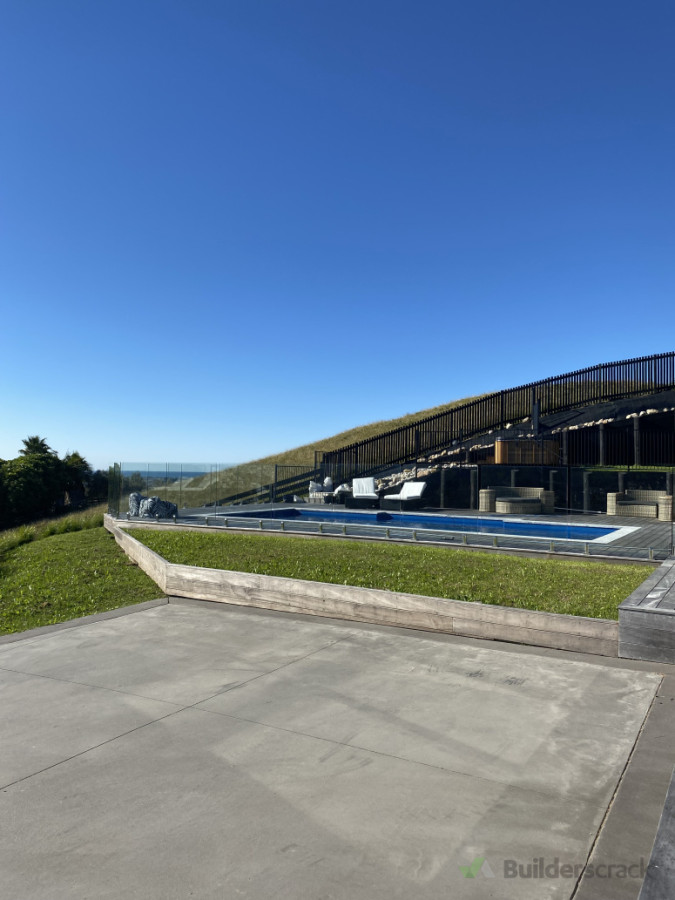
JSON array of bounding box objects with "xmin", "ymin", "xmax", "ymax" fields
[
  {"xmin": 479, "ymin": 486, "xmax": 555, "ymax": 516},
  {"xmin": 606, "ymin": 490, "xmax": 673, "ymax": 521}
]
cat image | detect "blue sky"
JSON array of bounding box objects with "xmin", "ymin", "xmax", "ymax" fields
[{"xmin": 1, "ymin": 0, "xmax": 673, "ymax": 470}]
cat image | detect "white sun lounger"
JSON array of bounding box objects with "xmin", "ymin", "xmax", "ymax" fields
[
  {"xmin": 346, "ymin": 477, "xmax": 380, "ymax": 508},
  {"xmin": 380, "ymin": 481, "xmax": 427, "ymax": 510}
]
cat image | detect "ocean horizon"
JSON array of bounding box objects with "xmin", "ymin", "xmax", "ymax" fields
[{"xmin": 120, "ymin": 465, "xmax": 239, "ymax": 480}]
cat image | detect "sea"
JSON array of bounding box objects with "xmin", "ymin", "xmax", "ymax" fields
[{"xmin": 120, "ymin": 465, "xmax": 238, "ymax": 479}]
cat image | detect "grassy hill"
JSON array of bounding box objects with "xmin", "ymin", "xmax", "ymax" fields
[
  {"xmin": 0, "ymin": 506, "xmax": 161, "ymax": 635},
  {"xmin": 241, "ymin": 394, "xmax": 484, "ymax": 468},
  {"xmin": 166, "ymin": 393, "xmax": 484, "ymax": 507}
]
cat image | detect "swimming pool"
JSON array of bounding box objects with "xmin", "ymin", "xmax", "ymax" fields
[{"xmin": 220, "ymin": 507, "xmax": 630, "ymax": 543}]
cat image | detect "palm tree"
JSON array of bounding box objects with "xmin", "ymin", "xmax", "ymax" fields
[{"xmin": 19, "ymin": 435, "xmax": 54, "ymax": 456}]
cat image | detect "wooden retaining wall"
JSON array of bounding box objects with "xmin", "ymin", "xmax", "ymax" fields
[
  {"xmin": 105, "ymin": 515, "xmax": 619, "ymax": 657},
  {"xmin": 620, "ymin": 558, "xmax": 675, "ymax": 664}
]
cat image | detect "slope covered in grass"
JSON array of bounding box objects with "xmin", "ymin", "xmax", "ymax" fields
[
  {"xmin": 242, "ymin": 394, "xmax": 485, "ymax": 467},
  {"xmin": 0, "ymin": 526, "xmax": 162, "ymax": 635},
  {"xmin": 130, "ymin": 529, "xmax": 647, "ymax": 620},
  {"xmin": 0, "ymin": 504, "xmax": 107, "ymax": 556},
  {"xmin": 175, "ymin": 394, "xmax": 484, "ymax": 504}
]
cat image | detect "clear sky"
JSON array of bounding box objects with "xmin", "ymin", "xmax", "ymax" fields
[{"xmin": 1, "ymin": 0, "xmax": 673, "ymax": 470}]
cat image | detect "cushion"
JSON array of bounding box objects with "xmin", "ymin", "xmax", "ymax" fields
[{"xmin": 400, "ymin": 481, "xmax": 426, "ymax": 500}]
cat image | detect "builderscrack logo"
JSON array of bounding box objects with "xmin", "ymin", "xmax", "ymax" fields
[
  {"xmin": 459, "ymin": 856, "xmax": 495, "ymax": 879},
  {"xmin": 458, "ymin": 855, "xmax": 647, "ymax": 880}
]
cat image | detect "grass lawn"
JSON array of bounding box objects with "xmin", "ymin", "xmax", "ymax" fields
[
  {"xmin": 129, "ymin": 529, "xmax": 649, "ymax": 620},
  {"xmin": 0, "ymin": 523, "xmax": 162, "ymax": 636}
]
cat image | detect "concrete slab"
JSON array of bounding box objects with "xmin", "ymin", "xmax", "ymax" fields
[
  {"xmin": 197, "ymin": 628, "xmax": 658, "ymax": 801},
  {"xmin": 0, "ymin": 667, "xmax": 178, "ymax": 786},
  {"xmin": 0, "ymin": 603, "xmax": 349, "ymax": 706},
  {"xmin": 0, "ymin": 601, "xmax": 671, "ymax": 899}
]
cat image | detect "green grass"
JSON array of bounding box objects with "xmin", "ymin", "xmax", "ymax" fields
[
  {"xmin": 0, "ymin": 504, "xmax": 107, "ymax": 557},
  {"xmin": 129, "ymin": 529, "xmax": 649, "ymax": 620},
  {"xmin": 0, "ymin": 526, "xmax": 162, "ymax": 636}
]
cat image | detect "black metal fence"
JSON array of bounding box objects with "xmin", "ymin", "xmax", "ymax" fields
[{"xmin": 322, "ymin": 351, "xmax": 675, "ymax": 480}]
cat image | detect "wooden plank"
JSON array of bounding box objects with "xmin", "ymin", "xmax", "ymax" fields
[
  {"xmin": 451, "ymin": 617, "xmax": 618, "ymax": 657},
  {"xmin": 104, "ymin": 516, "xmax": 168, "ymax": 592},
  {"xmin": 620, "ymin": 609, "xmax": 675, "ymax": 632},
  {"xmin": 164, "ymin": 563, "xmax": 617, "ymax": 653},
  {"xmin": 658, "ymin": 593, "xmax": 675, "ymax": 611},
  {"xmin": 619, "ymin": 565, "xmax": 675, "ymax": 660},
  {"xmin": 420, "ymin": 596, "xmax": 615, "ymax": 639},
  {"xmin": 619, "ymin": 641, "xmax": 675, "ymax": 665},
  {"xmin": 621, "ymin": 622, "xmax": 675, "ymax": 652},
  {"xmin": 620, "ymin": 604, "xmax": 675, "ymax": 662},
  {"xmin": 622, "ymin": 563, "xmax": 675, "ymax": 610},
  {"xmin": 166, "ymin": 574, "xmax": 618, "ymax": 656},
  {"xmin": 165, "ymin": 562, "xmax": 615, "ymax": 639},
  {"xmin": 166, "ymin": 564, "xmax": 458, "ymax": 633}
]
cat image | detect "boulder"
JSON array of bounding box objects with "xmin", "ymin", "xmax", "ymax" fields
[
  {"xmin": 128, "ymin": 493, "xmax": 177, "ymax": 518},
  {"xmin": 139, "ymin": 496, "xmax": 178, "ymax": 518}
]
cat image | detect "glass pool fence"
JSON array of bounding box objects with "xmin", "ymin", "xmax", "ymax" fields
[{"xmin": 107, "ymin": 461, "xmax": 675, "ymax": 561}]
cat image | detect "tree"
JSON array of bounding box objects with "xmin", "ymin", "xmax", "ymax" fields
[
  {"xmin": 123, "ymin": 471, "xmax": 146, "ymax": 493},
  {"xmin": 63, "ymin": 451, "xmax": 92, "ymax": 489},
  {"xmin": 88, "ymin": 469, "xmax": 109, "ymax": 501},
  {"xmin": 2, "ymin": 453, "xmax": 66, "ymax": 523},
  {"xmin": 1, "ymin": 437, "xmax": 101, "ymax": 527},
  {"xmin": 19, "ymin": 436, "xmax": 55, "ymax": 457},
  {"xmin": 0, "ymin": 462, "xmax": 7, "ymax": 529},
  {"xmin": 63, "ymin": 451, "xmax": 93, "ymax": 508}
]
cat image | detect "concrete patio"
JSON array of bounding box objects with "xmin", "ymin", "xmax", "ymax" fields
[{"xmin": 1, "ymin": 599, "xmax": 675, "ymax": 899}]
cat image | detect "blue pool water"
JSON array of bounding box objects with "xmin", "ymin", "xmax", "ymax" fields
[{"xmin": 224, "ymin": 507, "xmax": 617, "ymax": 542}]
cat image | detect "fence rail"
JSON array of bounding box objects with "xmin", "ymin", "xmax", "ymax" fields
[
  {"xmin": 322, "ymin": 352, "xmax": 675, "ymax": 480},
  {"xmin": 108, "ymin": 463, "xmax": 323, "ymax": 515},
  {"xmin": 215, "ymin": 466, "xmax": 322, "ymax": 506}
]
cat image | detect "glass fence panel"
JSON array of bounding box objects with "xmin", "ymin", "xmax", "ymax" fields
[{"xmin": 109, "ymin": 461, "xmax": 675, "ymax": 558}]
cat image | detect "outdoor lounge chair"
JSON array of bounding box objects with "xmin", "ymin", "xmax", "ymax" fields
[
  {"xmin": 380, "ymin": 481, "xmax": 427, "ymax": 510},
  {"xmin": 607, "ymin": 489, "xmax": 673, "ymax": 521},
  {"xmin": 345, "ymin": 477, "xmax": 380, "ymax": 508},
  {"xmin": 327, "ymin": 482, "xmax": 351, "ymax": 505},
  {"xmin": 478, "ymin": 486, "xmax": 554, "ymax": 515},
  {"xmin": 308, "ymin": 477, "xmax": 334, "ymax": 504}
]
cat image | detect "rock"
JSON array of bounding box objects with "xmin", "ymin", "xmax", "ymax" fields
[
  {"xmin": 142, "ymin": 497, "xmax": 177, "ymax": 518},
  {"xmin": 129, "ymin": 494, "xmax": 178, "ymax": 518}
]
